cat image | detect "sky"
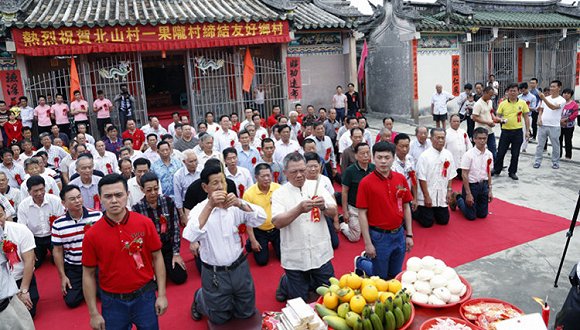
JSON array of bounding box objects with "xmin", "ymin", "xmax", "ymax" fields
[{"xmin": 350, "ymin": 0, "xmax": 578, "ymax": 15}]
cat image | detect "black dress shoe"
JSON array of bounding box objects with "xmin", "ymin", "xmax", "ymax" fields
[
  {"xmin": 191, "ymin": 289, "xmax": 202, "ymax": 321},
  {"xmin": 509, "ymin": 173, "xmax": 519, "ymax": 180}
]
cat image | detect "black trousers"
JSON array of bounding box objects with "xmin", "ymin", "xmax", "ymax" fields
[
  {"xmin": 38, "ymin": 125, "xmax": 52, "ymax": 135},
  {"xmin": 97, "ymin": 117, "xmax": 112, "ymax": 137},
  {"xmin": 16, "ymin": 274, "xmax": 39, "ymax": 318},
  {"xmin": 245, "ymin": 228, "xmax": 280, "ymax": 266},
  {"xmin": 119, "ymin": 112, "xmax": 135, "ymax": 132},
  {"xmin": 415, "ymin": 206, "xmax": 450, "ymax": 228},
  {"xmin": 34, "ymin": 236, "xmax": 52, "ymax": 268},
  {"xmin": 162, "ymin": 245, "xmax": 188, "ymax": 285},
  {"xmin": 63, "ymin": 264, "xmax": 85, "ymax": 308},
  {"xmin": 494, "ymin": 129, "xmax": 523, "ymax": 175},
  {"xmin": 560, "ymin": 126, "xmax": 575, "ymax": 159},
  {"xmin": 531, "ymin": 111, "xmax": 539, "ymax": 139},
  {"xmin": 57, "ymin": 124, "xmax": 71, "ymax": 138},
  {"xmin": 326, "ymin": 216, "xmax": 340, "ymax": 250}
]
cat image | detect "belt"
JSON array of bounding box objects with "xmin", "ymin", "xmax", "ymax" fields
[
  {"xmin": 255, "ymin": 227, "xmax": 277, "ymax": 234},
  {"xmin": 370, "ymin": 225, "xmax": 403, "ymax": 234},
  {"xmin": 0, "ymin": 297, "xmax": 11, "ymax": 313},
  {"xmin": 469, "ymin": 180, "xmax": 488, "ymax": 185},
  {"xmin": 101, "ymin": 280, "xmax": 157, "ymax": 301},
  {"xmin": 202, "ymin": 253, "xmax": 246, "ymax": 272}
]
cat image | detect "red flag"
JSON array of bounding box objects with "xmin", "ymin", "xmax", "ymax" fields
[
  {"xmin": 242, "ymin": 48, "xmax": 255, "ymax": 92},
  {"xmin": 358, "ymin": 40, "xmax": 368, "ymax": 83},
  {"xmin": 70, "ymin": 57, "xmax": 81, "ymax": 101}
]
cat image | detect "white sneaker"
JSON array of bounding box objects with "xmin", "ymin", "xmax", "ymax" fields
[{"xmin": 340, "ymin": 222, "xmax": 349, "ymax": 232}]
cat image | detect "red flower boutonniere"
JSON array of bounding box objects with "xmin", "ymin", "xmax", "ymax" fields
[
  {"xmin": 237, "ymin": 224, "xmax": 247, "ymax": 248},
  {"xmin": 63, "ymin": 107, "xmax": 68, "ymax": 115},
  {"xmin": 49, "ymin": 189, "xmax": 54, "ymax": 194},
  {"xmin": 1, "ymin": 239, "xmax": 21, "ymax": 270},
  {"xmin": 238, "ymin": 184, "xmax": 245, "ymax": 198},
  {"xmin": 442, "ymin": 160, "xmax": 450, "ymax": 177},
  {"xmin": 487, "ymin": 158, "xmax": 493, "ymax": 174},
  {"xmin": 159, "ymin": 214, "xmax": 168, "ymax": 234},
  {"xmin": 325, "ymin": 147, "xmax": 332, "ymax": 161},
  {"xmin": 83, "ymin": 223, "xmax": 93, "ymax": 233},
  {"xmin": 251, "ymin": 157, "xmax": 257, "ymax": 165},
  {"xmin": 464, "ymin": 132, "xmax": 468, "ymax": 140},
  {"xmin": 257, "ymin": 147, "xmax": 262, "ymax": 153},
  {"xmin": 230, "ymin": 140, "xmax": 235, "ymax": 147},
  {"xmin": 215, "ymin": 126, "xmax": 220, "ymax": 132},
  {"xmin": 46, "ymin": 109, "xmax": 51, "ymax": 117},
  {"xmin": 517, "ymin": 111, "xmax": 523, "ymax": 123},
  {"xmin": 123, "ymin": 238, "xmax": 144, "ymax": 269},
  {"xmin": 106, "ymin": 163, "xmax": 113, "ymax": 174},
  {"xmin": 408, "ymin": 170, "xmax": 417, "ymax": 187},
  {"xmin": 273, "ymin": 171, "xmax": 280, "ymax": 183},
  {"xmin": 15, "ymin": 174, "xmax": 22, "ymax": 185},
  {"xmin": 54, "ymin": 157, "xmax": 60, "ymax": 168},
  {"xmin": 49, "ymin": 215, "xmax": 58, "ymax": 228},
  {"xmin": 93, "ymin": 195, "xmax": 101, "ymax": 210},
  {"xmin": 261, "ymin": 134, "xmax": 266, "ymax": 140},
  {"xmin": 8, "ymin": 199, "xmax": 14, "ymax": 207},
  {"xmin": 81, "ymin": 104, "xmax": 86, "ymax": 110}
]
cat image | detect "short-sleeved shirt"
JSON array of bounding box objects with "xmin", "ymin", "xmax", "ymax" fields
[
  {"xmin": 431, "ymin": 91, "xmax": 453, "ymax": 115},
  {"xmin": 34, "ymin": 105, "xmax": 52, "ymax": 127},
  {"xmin": 356, "ymin": 170, "xmax": 413, "ymax": 230},
  {"xmin": 51, "ymin": 103, "xmax": 70, "ymax": 125},
  {"xmin": 51, "ymin": 208, "xmax": 103, "ymax": 265},
  {"xmin": 122, "ymin": 129, "xmax": 146, "ymax": 150},
  {"xmin": 70, "ymin": 100, "xmax": 89, "ymax": 121},
  {"xmin": 243, "ymin": 182, "xmax": 281, "ymax": 231},
  {"xmin": 94, "ymin": 98, "xmax": 113, "ymax": 119},
  {"xmin": 460, "ymin": 147, "xmax": 493, "ymax": 183},
  {"xmin": 342, "ymin": 162, "xmax": 375, "ymax": 207},
  {"xmin": 541, "ymin": 95, "xmax": 566, "ymax": 127},
  {"xmin": 472, "ymin": 98, "xmax": 494, "ymax": 131},
  {"xmin": 3, "ymin": 221, "xmax": 35, "ymax": 281},
  {"xmin": 82, "ymin": 211, "xmax": 162, "ymax": 293},
  {"xmin": 497, "ymin": 99, "xmax": 529, "ymax": 130}
]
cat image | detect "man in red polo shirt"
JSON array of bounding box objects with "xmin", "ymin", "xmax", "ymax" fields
[
  {"xmin": 357, "ymin": 142, "xmax": 414, "ymax": 280},
  {"xmin": 122, "ymin": 119, "xmax": 146, "ymax": 151},
  {"xmin": 82, "ymin": 174, "xmax": 167, "ymax": 330}
]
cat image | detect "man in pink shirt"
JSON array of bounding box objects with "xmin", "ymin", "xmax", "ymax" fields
[
  {"xmin": 34, "ymin": 95, "xmax": 53, "ymax": 135},
  {"xmin": 93, "ymin": 90, "xmax": 113, "ymax": 137},
  {"xmin": 70, "ymin": 90, "xmax": 90, "ymax": 134},
  {"xmin": 51, "ymin": 93, "xmax": 70, "ymax": 137}
]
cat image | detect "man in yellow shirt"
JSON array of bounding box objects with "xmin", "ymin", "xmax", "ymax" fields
[
  {"xmin": 493, "ymin": 83, "xmax": 530, "ymax": 180},
  {"xmin": 243, "ymin": 163, "xmax": 281, "ymax": 266}
]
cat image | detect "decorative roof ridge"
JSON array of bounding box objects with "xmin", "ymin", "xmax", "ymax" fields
[
  {"xmin": 261, "ymin": 0, "xmax": 297, "ymax": 11},
  {"xmin": 312, "ymin": 0, "xmax": 366, "ymax": 18}
]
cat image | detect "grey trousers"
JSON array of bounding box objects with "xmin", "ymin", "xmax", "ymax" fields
[
  {"xmin": 0, "ymin": 297, "xmax": 35, "ymax": 330},
  {"xmin": 195, "ymin": 257, "xmax": 256, "ymax": 325},
  {"xmin": 534, "ymin": 125, "xmax": 561, "ymax": 165}
]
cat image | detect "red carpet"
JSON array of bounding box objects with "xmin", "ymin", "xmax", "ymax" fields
[{"xmin": 31, "ymin": 195, "xmax": 571, "ymax": 329}]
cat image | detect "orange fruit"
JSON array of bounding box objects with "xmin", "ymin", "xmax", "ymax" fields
[
  {"xmin": 387, "ymin": 279, "xmax": 402, "ymax": 294},
  {"xmin": 323, "ymin": 291, "xmax": 339, "ymax": 310},
  {"xmin": 379, "ymin": 291, "xmax": 395, "ymax": 303},
  {"xmin": 374, "ymin": 279, "xmax": 389, "ymax": 292},
  {"xmin": 338, "ymin": 288, "xmax": 355, "ymax": 303},
  {"xmin": 339, "ymin": 274, "xmax": 349, "ymax": 288},
  {"xmin": 346, "ymin": 273, "xmax": 363, "ymax": 290},
  {"xmin": 361, "ymin": 285, "xmax": 379, "ymax": 303},
  {"xmin": 349, "ymin": 294, "xmax": 366, "ymax": 314}
]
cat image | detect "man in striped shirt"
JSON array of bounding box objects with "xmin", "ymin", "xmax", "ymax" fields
[{"xmin": 51, "ymin": 185, "xmax": 102, "ymax": 308}]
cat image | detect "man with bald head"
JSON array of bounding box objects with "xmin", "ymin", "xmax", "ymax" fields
[{"xmin": 431, "ymin": 84, "xmax": 454, "ymax": 130}]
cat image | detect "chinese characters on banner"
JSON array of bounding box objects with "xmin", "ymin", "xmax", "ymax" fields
[
  {"xmin": 576, "ymin": 53, "xmax": 580, "ymax": 86},
  {"xmin": 0, "ymin": 70, "xmax": 23, "ymax": 106},
  {"xmin": 517, "ymin": 48, "xmax": 523, "ymax": 83},
  {"xmin": 451, "ymin": 55, "xmax": 460, "ymax": 96},
  {"xmin": 286, "ymin": 57, "xmax": 302, "ymax": 100},
  {"xmin": 13, "ymin": 21, "xmax": 291, "ymax": 56},
  {"xmin": 412, "ymin": 39, "xmax": 419, "ymax": 101}
]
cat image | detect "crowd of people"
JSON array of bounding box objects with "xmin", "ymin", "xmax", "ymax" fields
[{"xmin": 0, "ymin": 76, "xmax": 576, "ymax": 329}]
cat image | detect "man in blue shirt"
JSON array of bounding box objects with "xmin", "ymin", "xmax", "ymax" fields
[{"xmin": 151, "ymin": 141, "xmax": 183, "ymax": 198}]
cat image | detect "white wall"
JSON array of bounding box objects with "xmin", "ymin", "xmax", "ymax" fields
[{"xmin": 417, "ymin": 52, "xmax": 454, "ymax": 115}]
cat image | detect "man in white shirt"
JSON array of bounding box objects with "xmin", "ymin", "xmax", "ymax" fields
[
  {"xmin": 271, "ymin": 152, "xmax": 337, "ymax": 302},
  {"xmin": 409, "ymin": 126, "xmax": 431, "ymax": 166},
  {"xmin": 288, "ymin": 111, "xmax": 302, "ymax": 141},
  {"xmin": 452, "ymin": 127, "xmax": 493, "ymax": 220},
  {"xmin": 204, "ymin": 111, "xmax": 220, "ymax": 135},
  {"xmin": 472, "ymin": 86, "xmax": 499, "ymax": 160},
  {"xmin": 415, "ymin": 128, "xmax": 456, "ymax": 228},
  {"xmin": 214, "ymin": 115, "xmax": 239, "ymax": 152},
  {"xmin": 392, "ymin": 133, "xmax": 418, "ymax": 212},
  {"xmin": 1, "ymin": 205, "xmax": 38, "ymax": 319},
  {"xmin": 36, "ymin": 133, "xmax": 69, "ymax": 168},
  {"xmin": 223, "ymin": 148, "xmax": 253, "ymax": 198},
  {"xmin": 430, "ymin": 84, "xmax": 454, "ymax": 130},
  {"xmin": 196, "ymin": 133, "xmax": 223, "ymax": 170},
  {"xmin": 274, "ymin": 125, "xmax": 301, "ymax": 164},
  {"xmin": 143, "ymin": 134, "xmax": 161, "ymax": 164},
  {"xmin": 239, "ymin": 108, "xmax": 254, "ymax": 131},
  {"xmin": 69, "ymin": 155, "xmax": 101, "ymax": 210},
  {"xmin": 17, "ymin": 175, "xmax": 65, "ymax": 268},
  {"xmin": 173, "ymin": 150, "xmax": 200, "ymax": 225},
  {"xmin": 445, "ymin": 114, "xmax": 471, "ymax": 178},
  {"xmin": 119, "ymin": 145, "xmax": 144, "ymax": 163},
  {"xmin": 183, "ymin": 165, "xmax": 266, "ymax": 324},
  {"xmin": 308, "ymin": 122, "xmax": 337, "ymax": 179},
  {"xmin": 534, "ymin": 80, "xmax": 566, "ymax": 169},
  {"xmin": 93, "ymin": 140, "xmax": 119, "ymax": 175},
  {"xmin": 0, "ymin": 149, "xmax": 26, "ymax": 189},
  {"xmin": 20, "ymin": 158, "xmax": 60, "ymax": 201},
  {"xmin": 19, "ymin": 96, "xmax": 35, "ymax": 128},
  {"xmin": 252, "ymin": 114, "xmax": 268, "ymax": 143},
  {"xmin": 0, "ymin": 171, "xmax": 20, "ymax": 217},
  {"xmin": 338, "ymin": 117, "xmax": 360, "ymax": 153},
  {"xmin": 167, "ymin": 112, "xmax": 181, "ymax": 137},
  {"xmin": 143, "ymin": 116, "xmax": 168, "ymax": 138},
  {"xmin": 127, "ymin": 158, "xmax": 161, "ymax": 208}
]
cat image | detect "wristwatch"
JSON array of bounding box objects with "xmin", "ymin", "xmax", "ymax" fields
[{"xmin": 19, "ymin": 289, "xmax": 29, "ymax": 294}]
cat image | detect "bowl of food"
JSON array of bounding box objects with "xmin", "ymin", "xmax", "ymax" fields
[
  {"xmin": 459, "ymin": 298, "xmax": 524, "ymax": 330},
  {"xmin": 420, "ymin": 317, "xmax": 478, "ymax": 330}
]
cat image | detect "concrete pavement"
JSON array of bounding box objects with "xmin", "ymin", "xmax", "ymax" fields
[{"xmin": 364, "ymin": 113, "xmax": 580, "ymax": 328}]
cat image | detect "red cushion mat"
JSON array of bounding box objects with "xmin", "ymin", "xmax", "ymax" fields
[{"xmin": 31, "ymin": 184, "xmax": 571, "ymax": 329}]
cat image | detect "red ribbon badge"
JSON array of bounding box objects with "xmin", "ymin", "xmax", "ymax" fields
[
  {"xmin": 487, "ymin": 158, "xmax": 493, "ymax": 174},
  {"xmin": 9, "ymin": 199, "xmax": 14, "ymax": 207},
  {"xmin": 261, "ymin": 134, "xmax": 266, "ymax": 140},
  {"xmin": 81, "ymin": 104, "xmax": 85, "ymax": 110},
  {"xmin": 238, "ymin": 184, "xmax": 245, "ymax": 198},
  {"xmin": 54, "ymin": 157, "xmax": 60, "ymax": 168},
  {"xmin": 46, "ymin": 109, "xmax": 51, "ymax": 117},
  {"xmin": 125, "ymin": 238, "xmax": 144, "ymax": 269},
  {"xmin": 230, "ymin": 140, "xmax": 235, "ymax": 147},
  {"xmin": 517, "ymin": 111, "xmax": 522, "ymax": 123},
  {"xmin": 257, "ymin": 147, "xmax": 262, "ymax": 153},
  {"xmin": 442, "ymin": 160, "xmax": 450, "ymax": 177},
  {"xmin": 106, "ymin": 163, "xmax": 113, "ymax": 174},
  {"xmin": 15, "ymin": 174, "xmax": 22, "ymax": 185},
  {"xmin": 409, "ymin": 170, "xmax": 417, "ymax": 187},
  {"xmin": 273, "ymin": 171, "xmax": 280, "ymax": 183},
  {"xmin": 2, "ymin": 240, "xmax": 21, "ymax": 270},
  {"xmin": 159, "ymin": 215, "xmax": 168, "ymax": 234},
  {"xmin": 251, "ymin": 157, "xmax": 257, "ymax": 165},
  {"xmin": 63, "ymin": 107, "xmax": 67, "ymax": 115},
  {"xmin": 464, "ymin": 133, "xmax": 468, "ymax": 140},
  {"xmin": 325, "ymin": 147, "xmax": 332, "ymax": 161},
  {"xmin": 215, "ymin": 126, "xmax": 220, "ymax": 131},
  {"xmin": 310, "ymin": 196, "xmax": 321, "ymax": 222},
  {"xmin": 238, "ymin": 224, "xmax": 247, "ymax": 248},
  {"xmin": 49, "ymin": 215, "xmax": 57, "ymax": 228},
  {"xmin": 49, "ymin": 189, "xmax": 54, "ymax": 194},
  {"xmin": 93, "ymin": 194, "xmax": 101, "ymax": 210}
]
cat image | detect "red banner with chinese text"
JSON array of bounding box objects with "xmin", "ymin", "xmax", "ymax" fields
[
  {"xmin": 412, "ymin": 39, "xmax": 418, "ymax": 101},
  {"xmin": 451, "ymin": 55, "xmax": 460, "ymax": 96},
  {"xmin": 576, "ymin": 53, "xmax": 580, "ymax": 86},
  {"xmin": 12, "ymin": 21, "xmax": 291, "ymax": 56},
  {"xmin": 286, "ymin": 57, "xmax": 302, "ymax": 100},
  {"xmin": 0, "ymin": 70, "xmax": 24, "ymax": 107}
]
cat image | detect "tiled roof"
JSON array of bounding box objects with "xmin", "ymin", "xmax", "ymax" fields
[
  {"xmin": 292, "ymin": 2, "xmax": 353, "ymax": 29},
  {"xmin": 4, "ymin": 0, "xmax": 287, "ymax": 29},
  {"xmin": 416, "ymin": 15, "xmax": 470, "ymax": 32},
  {"xmin": 445, "ymin": 11, "xmax": 580, "ymax": 29}
]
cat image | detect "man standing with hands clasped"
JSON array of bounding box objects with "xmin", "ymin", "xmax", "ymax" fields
[
  {"xmin": 357, "ymin": 142, "xmax": 413, "ymax": 279},
  {"xmin": 82, "ymin": 174, "xmax": 168, "ymax": 330}
]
